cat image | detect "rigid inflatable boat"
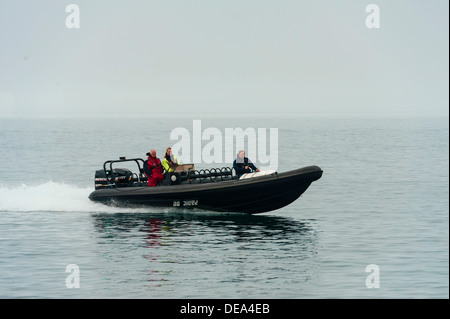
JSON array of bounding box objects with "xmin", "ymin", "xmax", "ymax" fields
[{"xmin": 88, "ymin": 157, "xmax": 323, "ymax": 214}]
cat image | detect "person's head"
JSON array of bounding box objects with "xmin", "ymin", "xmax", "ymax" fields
[
  {"xmin": 237, "ymin": 150, "xmax": 245, "ymax": 159},
  {"xmin": 150, "ymin": 149, "xmax": 156, "ymax": 157},
  {"xmin": 165, "ymin": 147, "xmax": 172, "ymax": 156}
]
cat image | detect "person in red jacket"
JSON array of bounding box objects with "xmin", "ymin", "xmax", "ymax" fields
[{"xmin": 144, "ymin": 149, "xmax": 164, "ymax": 187}]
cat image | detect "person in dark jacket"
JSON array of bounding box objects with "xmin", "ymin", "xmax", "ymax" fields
[
  {"xmin": 144, "ymin": 149, "xmax": 164, "ymax": 187},
  {"xmin": 233, "ymin": 150, "xmax": 260, "ymax": 178}
]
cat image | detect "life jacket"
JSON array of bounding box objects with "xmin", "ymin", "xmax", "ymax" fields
[
  {"xmin": 162, "ymin": 155, "xmax": 179, "ymax": 173},
  {"xmin": 144, "ymin": 156, "xmax": 163, "ymax": 177}
]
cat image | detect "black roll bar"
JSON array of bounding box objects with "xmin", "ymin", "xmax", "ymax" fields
[{"xmin": 103, "ymin": 157, "xmax": 146, "ymax": 185}]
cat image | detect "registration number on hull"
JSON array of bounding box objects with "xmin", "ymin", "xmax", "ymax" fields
[{"xmin": 173, "ymin": 200, "xmax": 198, "ymax": 207}]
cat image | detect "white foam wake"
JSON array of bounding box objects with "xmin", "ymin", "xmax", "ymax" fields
[{"xmin": 0, "ymin": 181, "xmax": 124, "ymax": 213}]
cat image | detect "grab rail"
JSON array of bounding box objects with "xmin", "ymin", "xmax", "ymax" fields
[
  {"xmin": 103, "ymin": 157, "xmax": 146, "ymax": 186},
  {"xmin": 181, "ymin": 167, "xmax": 237, "ymax": 184},
  {"xmin": 101, "ymin": 157, "xmax": 239, "ymax": 187}
]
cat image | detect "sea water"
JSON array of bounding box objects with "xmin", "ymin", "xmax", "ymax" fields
[{"xmin": 0, "ymin": 115, "xmax": 448, "ymax": 298}]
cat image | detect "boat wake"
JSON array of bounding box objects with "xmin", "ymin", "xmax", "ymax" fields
[
  {"xmin": 0, "ymin": 181, "xmax": 154, "ymax": 213},
  {"xmin": 0, "ymin": 182, "xmax": 236, "ymax": 215}
]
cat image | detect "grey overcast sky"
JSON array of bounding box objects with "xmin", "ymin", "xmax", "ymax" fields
[{"xmin": 0, "ymin": 0, "xmax": 448, "ymax": 118}]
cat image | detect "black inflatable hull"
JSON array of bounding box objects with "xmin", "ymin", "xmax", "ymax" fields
[{"xmin": 88, "ymin": 166, "xmax": 323, "ymax": 214}]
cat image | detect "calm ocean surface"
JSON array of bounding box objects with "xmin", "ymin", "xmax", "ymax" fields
[{"xmin": 0, "ymin": 115, "xmax": 448, "ymax": 298}]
